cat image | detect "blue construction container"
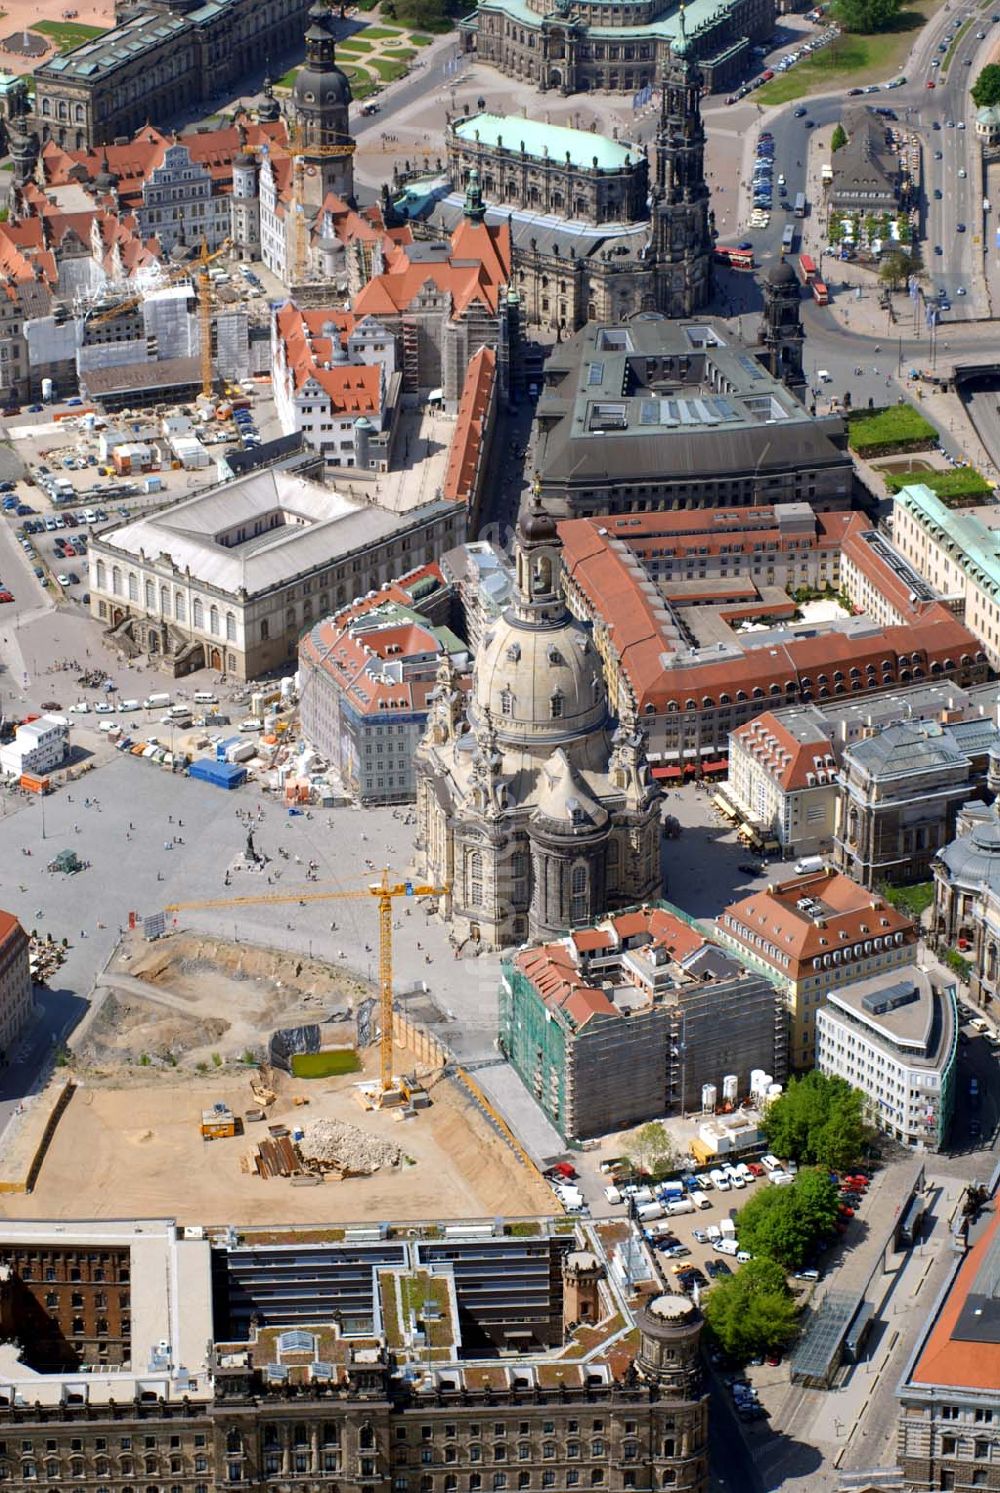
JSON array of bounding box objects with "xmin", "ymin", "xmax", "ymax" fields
[{"xmin": 188, "ymin": 759, "xmax": 247, "ymax": 790}]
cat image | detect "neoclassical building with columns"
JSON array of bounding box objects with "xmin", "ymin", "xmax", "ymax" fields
[{"xmin": 414, "ymin": 492, "xmax": 662, "ymax": 951}]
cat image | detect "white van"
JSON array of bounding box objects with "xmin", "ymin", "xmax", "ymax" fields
[
  {"xmin": 665, "ymin": 1197, "xmax": 695, "ymax": 1217},
  {"xmin": 735, "ymin": 1163, "xmax": 754, "ymax": 1185},
  {"xmin": 688, "ymin": 1189, "xmax": 711, "ymax": 1210},
  {"xmin": 194, "ymin": 691, "xmax": 218, "ymax": 705},
  {"xmin": 709, "ymin": 1168, "xmax": 730, "ymax": 1191},
  {"xmin": 761, "ymin": 1153, "xmax": 783, "ymax": 1173},
  {"xmin": 119, "ymin": 698, "xmax": 140, "ymax": 712},
  {"xmin": 143, "ymin": 692, "xmax": 170, "ymax": 710},
  {"xmin": 724, "ymin": 1165, "xmax": 746, "ymax": 1189},
  {"xmin": 714, "ymin": 1237, "xmax": 739, "ymax": 1256},
  {"xmin": 794, "ymin": 855, "xmax": 825, "ymax": 875}
]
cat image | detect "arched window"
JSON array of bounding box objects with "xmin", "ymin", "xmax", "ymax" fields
[
  {"xmin": 96, "ymin": 559, "xmax": 107, "ymax": 591},
  {"xmin": 571, "ymin": 863, "xmax": 587, "ymax": 924},
  {"xmin": 174, "ymin": 591, "xmax": 185, "ymax": 622},
  {"xmin": 261, "ymin": 618, "xmax": 269, "ymax": 641},
  {"xmin": 550, "ymin": 690, "xmax": 563, "ymax": 719},
  {"xmin": 226, "ymin": 611, "xmax": 236, "ymax": 641},
  {"xmin": 111, "ymin": 566, "xmax": 121, "ymax": 596},
  {"xmin": 128, "ymin": 573, "xmax": 138, "ymax": 602},
  {"xmin": 144, "ymin": 580, "xmax": 155, "ymax": 611},
  {"xmin": 500, "ymin": 687, "xmax": 513, "ymax": 717},
  {"xmin": 469, "ymin": 851, "xmax": 483, "ymax": 907},
  {"xmin": 160, "ymin": 586, "xmax": 169, "ymax": 615},
  {"xmin": 192, "ymin": 597, "xmax": 204, "ymax": 628},
  {"xmin": 209, "ymin": 605, "xmax": 219, "ymax": 636}
]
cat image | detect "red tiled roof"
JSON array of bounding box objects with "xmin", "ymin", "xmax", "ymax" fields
[
  {"xmin": 514, "ymin": 907, "xmax": 718, "ymax": 1030},
  {"xmin": 273, "ymin": 302, "xmax": 382, "ymax": 411},
  {"xmin": 353, "ymin": 217, "xmax": 511, "ymax": 323},
  {"xmin": 911, "ymin": 1196, "xmax": 1000, "ymax": 1390},
  {"xmin": 443, "ymin": 346, "xmax": 496, "ymax": 509},
  {"xmin": 732, "ymin": 712, "xmax": 835, "ymax": 792},
  {"xmin": 720, "ymin": 870, "xmax": 916, "ymax": 976},
  {"xmin": 559, "ymin": 514, "xmax": 984, "ymax": 714},
  {"xmin": 297, "ymin": 566, "xmax": 469, "ymax": 719}
]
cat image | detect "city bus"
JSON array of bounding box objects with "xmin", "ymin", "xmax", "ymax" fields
[
  {"xmin": 794, "ymin": 191, "xmax": 808, "ymax": 218},
  {"xmin": 712, "ymin": 245, "xmax": 755, "ymax": 270},
  {"xmin": 798, "ymin": 252, "xmax": 817, "ymax": 283},
  {"xmin": 812, "ymin": 280, "xmax": 829, "ymax": 305},
  {"xmin": 781, "ymin": 223, "xmax": 796, "ymax": 253}
]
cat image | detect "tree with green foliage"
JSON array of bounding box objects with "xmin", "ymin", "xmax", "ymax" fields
[
  {"xmin": 763, "ymin": 1071, "xmax": 869, "ymax": 1171},
  {"xmin": 703, "ymin": 1258, "xmax": 800, "ymax": 1359},
  {"xmin": 972, "ymin": 62, "xmax": 1000, "ymax": 107},
  {"xmin": 831, "ymin": 0, "xmax": 902, "ymax": 31},
  {"xmin": 879, "ymin": 249, "xmax": 919, "ymax": 292},
  {"xmin": 831, "ymin": 122, "xmax": 848, "ymax": 151},
  {"xmin": 735, "ymin": 1168, "xmax": 841, "ymax": 1268},
  {"xmin": 622, "ymin": 1121, "xmax": 677, "ymax": 1182}
]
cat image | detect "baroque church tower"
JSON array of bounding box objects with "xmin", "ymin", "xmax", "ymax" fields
[
  {"xmin": 651, "ymin": 10, "xmax": 713, "ymax": 317},
  {"xmin": 292, "ymin": 0, "xmax": 355, "ymax": 208},
  {"xmin": 414, "ymin": 490, "xmax": 662, "ymax": 951}
]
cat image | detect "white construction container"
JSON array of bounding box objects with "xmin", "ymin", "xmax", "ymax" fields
[
  {"xmin": 701, "ymin": 1083, "xmax": 717, "ymax": 1113},
  {"xmin": 722, "ymin": 1074, "xmax": 738, "ymax": 1106}
]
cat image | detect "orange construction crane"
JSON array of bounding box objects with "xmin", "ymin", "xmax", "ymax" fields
[{"xmin": 166, "ymin": 869, "xmax": 447, "ymax": 1096}]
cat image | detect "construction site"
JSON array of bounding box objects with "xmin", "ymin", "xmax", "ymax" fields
[{"xmin": 0, "ymin": 926, "xmax": 551, "ymax": 1224}]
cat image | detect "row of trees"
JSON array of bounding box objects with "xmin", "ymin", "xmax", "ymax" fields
[
  {"xmin": 762, "ymin": 1072, "xmax": 869, "ymax": 1171},
  {"xmin": 704, "ymin": 1075, "xmax": 870, "ymax": 1359}
]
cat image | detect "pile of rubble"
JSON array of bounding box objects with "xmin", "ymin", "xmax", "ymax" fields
[{"xmin": 299, "ymin": 1117, "xmax": 401, "ymax": 1175}]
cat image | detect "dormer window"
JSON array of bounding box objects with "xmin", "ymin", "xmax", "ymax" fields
[
  {"xmin": 507, "ymin": 643, "xmax": 521, "ymax": 663},
  {"xmin": 551, "ymin": 690, "xmax": 564, "ymax": 720}
]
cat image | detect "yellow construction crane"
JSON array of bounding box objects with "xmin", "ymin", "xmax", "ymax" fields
[
  {"xmin": 166, "ymin": 868, "xmax": 448, "ymax": 1097},
  {"xmin": 88, "ymin": 238, "xmax": 232, "ymax": 330}
]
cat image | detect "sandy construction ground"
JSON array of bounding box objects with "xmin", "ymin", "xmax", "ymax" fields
[{"xmin": 0, "ymin": 1046, "xmax": 553, "ymax": 1225}]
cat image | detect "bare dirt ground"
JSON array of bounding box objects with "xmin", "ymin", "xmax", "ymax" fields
[
  {"xmin": 74, "ymin": 931, "xmax": 371, "ymax": 1080},
  {"xmin": 4, "ymin": 931, "xmax": 552, "ymax": 1223},
  {"xmin": 1, "ymin": 1042, "xmax": 553, "ymax": 1223}
]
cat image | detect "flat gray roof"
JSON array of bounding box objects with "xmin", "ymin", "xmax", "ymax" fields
[{"xmin": 823, "ymin": 966, "xmax": 952, "ymax": 1064}]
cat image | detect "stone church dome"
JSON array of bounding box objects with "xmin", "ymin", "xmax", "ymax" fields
[{"xmin": 472, "ymin": 607, "xmax": 607, "ymax": 748}]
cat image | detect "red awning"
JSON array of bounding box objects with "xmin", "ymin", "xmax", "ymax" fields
[
  {"xmin": 652, "ymin": 766, "xmax": 682, "ymax": 780},
  {"xmin": 702, "ymin": 759, "xmax": 729, "ymax": 774}
]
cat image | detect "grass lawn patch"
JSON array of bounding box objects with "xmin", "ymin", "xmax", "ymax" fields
[
  {"xmin": 882, "ymin": 466, "xmax": 992, "ymax": 501},
  {"xmin": 410, "ymin": 31, "xmax": 433, "ymax": 42},
  {"xmin": 35, "ymin": 18, "xmax": 107, "ymax": 48},
  {"xmin": 757, "ymin": 1, "xmax": 938, "ymax": 104},
  {"xmin": 359, "ymin": 23, "xmax": 404, "ymax": 36},
  {"xmin": 384, "ymin": 45, "xmax": 416, "ymax": 57},
  {"xmin": 339, "ymin": 36, "xmax": 374, "ymax": 50},
  {"xmin": 941, "ymin": 16, "xmax": 972, "ymax": 71},
  {"xmin": 846, "ymin": 402, "xmax": 937, "ymax": 455},
  {"xmin": 275, "ymin": 65, "xmax": 299, "ymax": 87},
  {"xmin": 342, "ymin": 63, "xmax": 377, "ymax": 96},
  {"xmin": 880, "ymin": 880, "xmax": 935, "ymax": 920},
  {"xmin": 290, "ymin": 1048, "xmax": 361, "ymax": 1079},
  {"xmin": 369, "ymin": 55, "xmax": 408, "ymax": 79}
]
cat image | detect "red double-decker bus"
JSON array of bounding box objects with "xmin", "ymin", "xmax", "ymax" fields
[
  {"xmin": 798, "ymin": 252, "xmax": 817, "ymax": 284},
  {"xmin": 812, "ymin": 280, "xmax": 829, "ymax": 305},
  {"xmin": 713, "ymin": 245, "xmax": 755, "ymax": 270}
]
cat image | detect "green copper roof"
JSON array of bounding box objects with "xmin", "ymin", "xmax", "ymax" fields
[
  {"xmin": 453, "ymin": 113, "xmax": 637, "ymax": 171},
  {"xmin": 895, "ymin": 481, "xmax": 1000, "ymax": 596}
]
